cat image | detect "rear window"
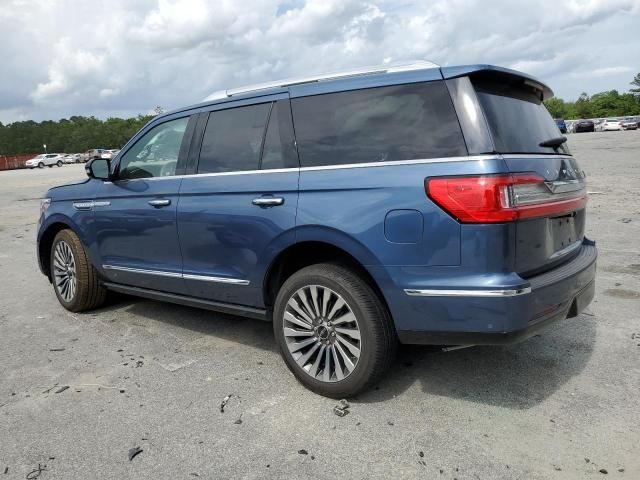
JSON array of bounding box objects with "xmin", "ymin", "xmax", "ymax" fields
[
  {"xmin": 291, "ymin": 81, "xmax": 467, "ymax": 167},
  {"xmin": 474, "ymin": 80, "xmax": 570, "ymax": 155}
]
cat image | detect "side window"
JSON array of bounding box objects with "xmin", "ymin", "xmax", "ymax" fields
[
  {"xmin": 260, "ymin": 101, "xmax": 299, "ymax": 170},
  {"xmin": 118, "ymin": 117, "xmax": 189, "ymax": 180},
  {"xmin": 197, "ymin": 103, "xmax": 271, "ymax": 174},
  {"xmin": 291, "ymin": 81, "xmax": 467, "ymax": 167}
]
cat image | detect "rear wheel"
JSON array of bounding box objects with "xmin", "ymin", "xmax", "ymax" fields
[
  {"xmin": 50, "ymin": 229, "xmax": 107, "ymax": 312},
  {"xmin": 56, "ymin": 160, "xmax": 63, "ymax": 167},
  {"xmin": 273, "ymin": 264, "xmax": 396, "ymax": 398}
]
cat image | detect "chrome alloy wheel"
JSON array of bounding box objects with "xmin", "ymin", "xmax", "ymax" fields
[
  {"xmin": 283, "ymin": 285, "xmax": 361, "ymax": 383},
  {"xmin": 53, "ymin": 240, "xmax": 77, "ymax": 302}
]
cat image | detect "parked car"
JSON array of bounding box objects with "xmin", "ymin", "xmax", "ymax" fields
[
  {"xmin": 100, "ymin": 149, "xmax": 120, "ymax": 160},
  {"xmin": 575, "ymin": 120, "xmax": 595, "ymax": 133},
  {"xmin": 36, "ymin": 63, "xmax": 596, "ymax": 397},
  {"xmin": 85, "ymin": 149, "xmax": 108, "ymax": 161},
  {"xmin": 621, "ymin": 118, "xmax": 638, "ymax": 130},
  {"xmin": 601, "ymin": 119, "xmax": 623, "ymax": 131},
  {"xmin": 62, "ymin": 154, "xmax": 78, "ymax": 164},
  {"xmin": 555, "ymin": 118, "xmax": 567, "ymax": 134},
  {"xmin": 25, "ymin": 153, "xmax": 64, "ymax": 169}
]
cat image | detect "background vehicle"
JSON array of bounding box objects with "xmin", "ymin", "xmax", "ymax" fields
[
  {"xmin": 100, "ymin": 149, "xmax": 120, "ymax": 160},
  {"xmin": 85, "ymin": 149, "xmax": 108, "ymax": 161},
  {"xmin": 575, "ymin": 120, "xmax": 595, "ymax": 133},
  {"xmin": 37, "ymin": 63, "xmax": 596, "ymax": 397},
  {"xmin": 25, "ymin": 153, "xmax": 64, "ymax": 168},
  {"xmin": 601, "ymin": 119, "xmax": 623, "ymax": 131},
  {"xmin": 62, "ymin": 154, "xmax": 79, "ymax": 164},
  {"xmin": 555, "ymin": 118, "xmax": 567, "ymax": 133},
  {"xmin": 621, "ymin": 118, "xmax": 638, "ymax": 130}
]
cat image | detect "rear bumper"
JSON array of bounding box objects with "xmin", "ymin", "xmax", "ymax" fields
[{"xmin": 385, "ymin": 240, "xmax": 597, "ymax": 345}]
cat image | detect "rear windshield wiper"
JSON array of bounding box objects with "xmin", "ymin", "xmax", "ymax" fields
[{"xmin": 539, "ymin": 136, "xmax": 567, "ymax": 149}]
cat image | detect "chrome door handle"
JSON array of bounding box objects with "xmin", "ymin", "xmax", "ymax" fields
[
  {"xmin": 252, "ymin": 197, "xmax": 284, "ymax": 207},
  {"xmin": 148, "ymin": 199, "xmax": 171, "ymax": 207}
]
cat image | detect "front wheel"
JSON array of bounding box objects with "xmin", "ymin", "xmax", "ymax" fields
[
  {"xmin": 38, "ymin": 162, "xmax": 44, "ymax": 168},
  {"xmin": 273, "ymin": 264, "xmax": 396, "ymax": 398},
  {"xmin": 51, "ymin": 229, "xmax": 107, "ymax": 312},
  {"xmin": 57, "ymin": 160, "xmax": 63, "ymax": 167}
]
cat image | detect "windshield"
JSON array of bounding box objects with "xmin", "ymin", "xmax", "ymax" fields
[{"xmin": 474, "ymin": 80, "xmax": 570, "ymax": 155}]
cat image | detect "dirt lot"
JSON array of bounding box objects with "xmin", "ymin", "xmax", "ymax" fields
[{"xmin": 1, "ymin": 133, "xmax": 639, "ymax": 479}]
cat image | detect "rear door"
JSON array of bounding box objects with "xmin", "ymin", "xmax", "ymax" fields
[
  {"xmin": 92, "ymin": 115, "xmax": 196, "ymax": 293},
  {"xmin": 470, "ymin": 75, "xmax": 587, "ymax": 276},
  {"xmin": 177, "ymin": 94, "xmax": 299, "ymax": 307}
]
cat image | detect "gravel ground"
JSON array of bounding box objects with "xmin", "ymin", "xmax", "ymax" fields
[{"xmin": 1, "ymin": 132, "xmax": 639, "ymax": 479}]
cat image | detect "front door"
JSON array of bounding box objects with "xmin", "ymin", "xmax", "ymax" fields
[
  {"xmin": 93, "ymin": 115, "xmax": 195, "ymax": 293},
  {"xmin": 178, "ymin": 96, "xmax": 299, "ymax": 307}
]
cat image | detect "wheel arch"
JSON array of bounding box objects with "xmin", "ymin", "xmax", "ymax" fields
[
  {"xmin": 262, "ymin": 238, "xmax": 393, "ymax": 325},
  {"xmin": 38, "ymin": 217, "xmax": 84, "ymax": 281}
]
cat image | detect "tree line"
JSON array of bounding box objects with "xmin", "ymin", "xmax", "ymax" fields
[
  {"xmin": 0, "ymin": 115, "xmax": 154, "ymax": 156},
  {"xmin": 544, "ymin": 73, "xmax": 640, "ymax": 120}
]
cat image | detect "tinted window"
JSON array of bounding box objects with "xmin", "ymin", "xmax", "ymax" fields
[
  {"xmin": 474, "ymin": 80, "xmax": 570, "ymax": 155},
  {"xmin": 260, "ymin": 101, "xmax": 299, "ymax": 170},
  {"xmin": 118, "ymin": 117, "xmax": 189, "ymax": 179},
  {"xmin": 198, "ymin": 103, "xmax": 271, "ymax": 174},
  {"xmin": 291, "ymin": 81, "xmax": 467, "ymax": 167}
]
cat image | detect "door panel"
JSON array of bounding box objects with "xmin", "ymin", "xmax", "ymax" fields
[
  {"xmin": 178, "ymin": 172, "xmax": 298, "ymax": 306},
  {"xmin": 177, "ymin": 96, "xmax": 299, "ymax": 307},
  {"xmin": 94, "ymin": 179, "xmax": 186, "ymax": 293}
]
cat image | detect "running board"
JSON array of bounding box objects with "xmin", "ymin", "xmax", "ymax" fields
[{"xmin": 102, "ymin": 282, "xmax": 269, "ymax": 321}]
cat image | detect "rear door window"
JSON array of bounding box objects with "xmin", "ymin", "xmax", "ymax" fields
[
  {"xmin": 473, "ymin": 79, "xmax": 570, "ymax": 155},
  {"xmin": 291, "ymin": 81, "xmax": 467, "ymax": 167},
  {"xmin": 197, "ymin": 103, "xmax": 271, "ymax": 174}
]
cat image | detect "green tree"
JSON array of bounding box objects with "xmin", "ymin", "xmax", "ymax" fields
[{"xmin": 631, "ymin": 73, "xmax": 640, "ymax": 96}]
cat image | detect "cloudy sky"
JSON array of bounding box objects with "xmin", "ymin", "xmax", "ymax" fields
[{"xmin": 1, "ymin": 0, "xmax": 639, "ymax": 123}]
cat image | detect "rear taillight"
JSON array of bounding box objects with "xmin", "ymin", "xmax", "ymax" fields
[{"xmin": 426, "ymin": 174, "xmax": 587, "ymax": 223}]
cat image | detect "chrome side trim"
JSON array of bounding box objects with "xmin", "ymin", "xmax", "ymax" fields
[
  {"xmin": 102, "ymin": 265, "xmax": 250, "ymax": 285},
  {"xmin": 93, "ymin": 201, "xmax": 111, "ymax": 207},
  {"xmin": 404, "ymin": 287, "xmax": 532, "ymax": 297},
  {"xmin": 103, "ymin": 265, "xmax": 182, "ymax": 278},
  {"xmin": 72, "ymin": 201, "xmax": 94, "ymax": 210},
  {"xmin": 549, "ymin": 240, "xmax": 583, "ymax": 260},
  {"xmin": 183, "ymin": 273, "xmax": 250, "ymax": 285},
  {"xmin": 499, "ymin": 153, "xmax": 573, "ymax": 160}
]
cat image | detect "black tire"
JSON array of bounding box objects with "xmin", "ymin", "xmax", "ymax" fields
[
  {"xmin": 57, "ymin": 160, "xmax": 63, "ymax": 167},
  {"xmin": 273, "ymin": 263, "xmax": 396, "ymax": 398},
  {"xmin": 38, "ymin": 162, "xmax": 44, "ymax": 168},
  {"xmin": 50, "ymin": 229, "xmax": 107, "ymax": 312}
]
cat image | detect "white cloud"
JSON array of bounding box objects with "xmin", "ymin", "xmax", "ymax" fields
[{"xmin": 1, "ymin": 0, "xmax": 639, "ymax": 122}]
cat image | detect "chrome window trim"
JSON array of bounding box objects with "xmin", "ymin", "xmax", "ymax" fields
[
  {"xmin": 102, "ymin": 264, "xmax": 250, "ymax": 285},
  {"xmin": 404, "ymin": 287, "xmax": 532, "ymax": 297},
  {"xmin": 113, "ymin": 154, "xmax": 499, "ymax": 181},
  {"xmin": 499, "ymin": 153, "xmax": 573, "ymax": 159},
  {"xmin": 297, "ymin": 154, "xmax": 498, "ymax": 172}
]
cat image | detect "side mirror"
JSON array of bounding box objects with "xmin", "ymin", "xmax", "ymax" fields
[{"xmin": 85, "ymin": 158, "xmax": 111, "ymax": 180}]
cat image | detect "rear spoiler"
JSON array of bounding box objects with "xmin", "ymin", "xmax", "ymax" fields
[{"xmin": 440, "ymin": 64, "xmax": 554, "ymax": 101}]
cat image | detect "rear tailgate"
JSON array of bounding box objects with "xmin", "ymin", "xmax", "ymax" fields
[
  {"xmin": 467, "ymin": 70, "xmax": 588, "ymax": 276},
  {"xmin": 503, "ymin": 155, "xmax": 586, "ymax": 276}
]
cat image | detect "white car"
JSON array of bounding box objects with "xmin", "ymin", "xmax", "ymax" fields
[
  {"xmin": 62, "ymin": 154, "xmax": 78, "ymax": 164},
  {"xmin": 25, "ymin": 154, "xmax": 65, "ymax": 169},
  {"xmin": 100, "ymin": 149, "xmax": 120, "ymax": 160},
  {"xmin": 601, "ymin": 119, "xmax": 623, "ymax": 131}
]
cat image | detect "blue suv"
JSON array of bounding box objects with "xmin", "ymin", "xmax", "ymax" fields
[{"xmin": 37, "ymin": 62, "xmax": 597, "ymax": 397}]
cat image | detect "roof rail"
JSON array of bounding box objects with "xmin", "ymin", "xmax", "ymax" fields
[{"xmin": 203, "ymin": 60, "xmax": 440, "ymax": 101}]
